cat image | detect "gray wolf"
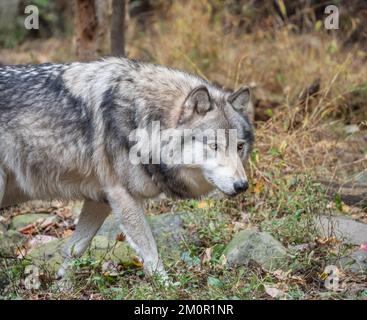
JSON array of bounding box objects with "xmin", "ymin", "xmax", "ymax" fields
[{"xmin": 0, "ymin": 57, "xmax": 254, "ymax": 278}]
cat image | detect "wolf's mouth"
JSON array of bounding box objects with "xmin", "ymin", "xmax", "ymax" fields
[{"xmin": 223, "ymin": 190, "xmax": 238, "ymax": 197}]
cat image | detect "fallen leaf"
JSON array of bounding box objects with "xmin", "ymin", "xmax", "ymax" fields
[
  {"xmin": 341, "ymin": 204, "xmax": 353, "ymax": 214},
  {"xmin": 254, "ymin": 180, "xmax": 264, "ymax": 194},
  {"xmin": 62, "ymin": 229, "xmax": 73, "ymax": 238},
  {"xmin": 197, "ymin": 200, "xmax": 209, "ymax": 209},
  {"xmin": 315, "ymin": 237, "xmax": 339, "ymax": 246},
  {"xmin": 202, "ymin": 247, "xmax": 213, "ymax": 264},
  {"xmin": 18, "ymin": 223, "xmax": 38, "ymax": 235}
]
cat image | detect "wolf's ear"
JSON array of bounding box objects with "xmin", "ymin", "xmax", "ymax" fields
[
  {"xmin": 180, "ymin": 86, "xmax": 212, "ymax": 123},
  {"xmin": 228, "ymin": 87, "xmax": 254, "ymax": 122}
]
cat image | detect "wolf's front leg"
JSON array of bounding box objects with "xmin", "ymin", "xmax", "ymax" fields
[
  {"xmin": 57, "ymin": 200, "xmax": 110, "ymax": 279},
  {"xmin": 105, "ymin": 185, "xmax": 165, "ymax": 277}
]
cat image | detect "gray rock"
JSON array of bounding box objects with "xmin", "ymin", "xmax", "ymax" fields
[
  {"xmin": 26, "ymin": 238, "xmax": 66, "ymax": 273},
  {"xmin": 315, "ymin": 215, "xmax": 367, "ymax": 245},
  {"xmin": 98, "ymin": 212, "xmax": 197, "ymax": 259},
  {"xmin": 150, "ymin": 213, "xmax": 191, "ymax": 251},
  {"xmin": 223, "ymin": 229, "xmax": 289, "ymax": 271},
  {"xmin": 338, "ymin": 250, "xmax": 367, "ymax": 274},
  {"xmin": 0, "ymin": 230, "xmax": 27, "ymax": 255},
  {"xmin": 10, "ymin": 214, "xmax": 50, "ymax": 230},
  {"xmin": 27, "ymin": 235, "xmax": 137, "ymax": 273}
]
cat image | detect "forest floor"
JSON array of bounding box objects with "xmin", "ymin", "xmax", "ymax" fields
[{"xmin": 0, "ymin": 2, "xmax": 367, "ymax": 299}]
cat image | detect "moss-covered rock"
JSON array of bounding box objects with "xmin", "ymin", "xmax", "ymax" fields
[
  {"xmin": 223, "ymin": 229, "xmax": 289, "ymax": 271},
  {"xmin": 98, "ymin": 212, "xmax": 198, "ymax": 261},
  {"xmin": 0, "ymin": 230, "xmax": 27, "ymax": 255},
  {"xmin": 26, "ymin": 236, "xmax": 137, "ymax": 273},
  {"xmin": 10, "ymin": 214, "xmax": 50, "ymax": 230}
]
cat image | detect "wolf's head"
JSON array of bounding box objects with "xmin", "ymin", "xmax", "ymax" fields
[{"xmin": 169, "ymin": 85, "xmax": 254, "ymax": 197}]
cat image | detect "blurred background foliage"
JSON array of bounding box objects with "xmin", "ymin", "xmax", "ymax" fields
[{"xmin": 0, "ymin": 0, "xmax": 366, "ymax": 49}]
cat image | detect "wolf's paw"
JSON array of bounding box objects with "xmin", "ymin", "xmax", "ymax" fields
[
  {"xmin": 54, "ymin": 265, "xmax": 74, "ymax": 292},
  {"xmin": 53, "ymin": 276, "xmax": 74, "ymax": 292},
  {"xmin": 56, "ymin": 266, "xmax": 67, "ymax": 280}
]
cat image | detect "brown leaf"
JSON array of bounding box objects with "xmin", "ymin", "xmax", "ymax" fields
[
  {"xmin": 62, "ymin": 229, "xmax": 73, "ymax": 238},
  {"xmin": 18, "ymin": 223, "xmax": 38, "ymax": 235}
]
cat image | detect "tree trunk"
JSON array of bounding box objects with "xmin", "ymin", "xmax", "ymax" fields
[
  {"xmin": 74, "ymin": 0, "xmax": 99, "ymax": 61},
  {"xmin": 110, "ymin": 0, "xmax": 126, "ymax": 56}
]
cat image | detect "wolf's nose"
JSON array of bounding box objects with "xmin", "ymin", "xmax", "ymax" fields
[{"xmin": 234, "ymin": 181, "xmax": 249, "ymax": 193}]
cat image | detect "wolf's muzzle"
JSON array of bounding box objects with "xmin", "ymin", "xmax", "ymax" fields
[{"xmin": 233, "ymin": 180, "xmax": 249, "ymax": 194}]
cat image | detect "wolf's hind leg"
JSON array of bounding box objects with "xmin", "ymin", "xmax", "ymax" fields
[
  {"xmin": 57, "ymin": 200, "xmax": 110, "ymax": 278},
  {"xmin": 105, "ymin": 186, "xmax": 165, "ymax": 277},
  {"xmin": 0, "ymin": 167, "xmax": 6, "ymax": 208}
]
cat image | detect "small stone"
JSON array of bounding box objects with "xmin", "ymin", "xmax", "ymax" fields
[{"xmin": 223, "ymin": 229, "xmax": 289, "ymax": 271}]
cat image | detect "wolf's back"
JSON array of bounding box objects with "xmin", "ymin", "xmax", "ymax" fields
[
  {"xmin": 0, "ymin": 63, "xmax": 97, "ymax": 172},
  {"xmin": 0, "ymin": 63, "xmax": 68, "ymax": 116}
]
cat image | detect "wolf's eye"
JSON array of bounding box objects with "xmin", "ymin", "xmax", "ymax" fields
[
  {"xmin": 237, "ymin": 143, "xmax": 244, "ymax": 151},
  {"xmin": 209, "ymin": 143, "xmax": 218, "ymax": 151}
]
